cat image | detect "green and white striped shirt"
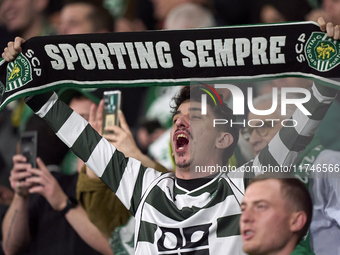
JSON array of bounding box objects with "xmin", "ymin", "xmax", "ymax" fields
[{"xmin": 25, "ymin": 83, "xmax": 335, "ymax": 255}]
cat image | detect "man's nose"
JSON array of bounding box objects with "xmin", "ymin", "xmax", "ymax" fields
[
  {"xmin": 240, "ymin": 207, "xmax": 253, "ymax": 223},
  {"xmin": 175, "ymin": 115, "xmax": 189, "ymax": 128}
]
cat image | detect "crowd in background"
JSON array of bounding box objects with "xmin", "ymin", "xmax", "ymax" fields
[{"xmin": 0, "ymin": 0, "xmax": 339, "ymax": 254}]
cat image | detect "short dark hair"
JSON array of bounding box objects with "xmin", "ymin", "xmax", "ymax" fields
[
  {"xmin": 88, "ymin": 4, "xmax": 114, "ymax": 32},
  {"xmin": 171, "ymin": 85, "xmax": 239, "ymax": 164},
  {"xmin": 249, "ymin": 173, "xmax": 312, "ymax": 242},
  {"xmin": 63, "ymin": 0, "xmax": 114, "ymax": 32}
]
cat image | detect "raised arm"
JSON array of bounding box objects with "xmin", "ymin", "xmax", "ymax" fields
[
  {"xmin": 2, "ymin": 154, "xmax": 33, "ymax": 255},
  {"xmin": 86, "ymin": 100, "xmax": 168, "ymax": 178},
  {"xmin": 243, "ymin": 18, "xmax": 340, "ymax": 171},
  {"xmin": 24, "ymin": 91, "xmax": 162, "ymax": 214}
]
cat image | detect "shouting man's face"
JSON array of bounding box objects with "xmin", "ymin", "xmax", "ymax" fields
[{"xmin": 171, "ymin": 100, "xmax": 232, "ymax": 179}]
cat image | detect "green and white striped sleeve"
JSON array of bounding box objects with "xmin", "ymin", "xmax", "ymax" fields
[
  {"xmin": 25, "ymin": 91, "xmax": 162, "ymax": 215},
  {"xmin": 253, "ymin": 82, "xmax": 336, "ymax": 169}
]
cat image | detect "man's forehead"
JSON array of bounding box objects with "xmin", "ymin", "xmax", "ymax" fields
[
  {"xmin": 177, "ymin": 100, "xmax": 208, "ymax": 111},
  {"xmin": 244, "ymin": 179, "xmax": 282, "ymax": 201}
]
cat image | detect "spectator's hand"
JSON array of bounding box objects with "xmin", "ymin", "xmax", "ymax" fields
[
  {"xmin": 104, "ymin": 111, "xmax": 142, "ymax": 158},
  {"xmin": 89, "ymin": 102, "xmax": 141, "ymax": 157},
  {"xmin": 9, "ymin": 154, "xmax": 34, "ymax": 198},
  {"xmin": 317, "ymin": 17, "xmax": 340, "ymax": 40},
  {"xmin": 88, "ymin": 99, "xmax": 104, "ymax": 135},
  {"xmin": 2, "ymin": 37, "xmax": 25, "ymax": 62},
  {"xmin": 26, "ymin": 157, "xmax": 68, "ymax": 211},
  {"xmin": 0, "ymin": 186, "xmax": 14, "ymax": 205}
]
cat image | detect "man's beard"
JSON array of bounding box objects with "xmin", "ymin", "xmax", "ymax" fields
[
  {"xmin": 176, "ymin": 162, "xmax": 190, "ymax": 169},
  {"xmin": 175, "ymin": 157, "xmax": 193, "ymax": 169}
]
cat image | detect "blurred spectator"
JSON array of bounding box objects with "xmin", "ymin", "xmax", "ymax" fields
[
  {"xmin": 45, "ymin": 0, "xmax": 62, "ymax": 32},
  {"xmin": 1, "ymin": 114, "xmax": 108, "ymax": 255},
  {"xmin": 243, "ymin": 89, "xmax": 306, "ymax": 157},
  {"xmin": 57, "ymin": 1, "xmax": 147, "ymax": 130},
  {"xmin": 113, "ymin": 0, "xmax": 148, "ymax": 32},
  {"xmin": 18, "ymin": 0, "xmax": 116, "ymax": 136},
  {"xmin": 309, "ymin": 150, "xmax": 340, "ymax": 255},
  {"xmin": 18, "ymin": 0, "xmax": 146, "ymax": 143},
  {"xmin": 306, "ymin": 0, "xmax": 340, "ymax": 24},
  {"xmin": 253, "ymin": 0, "xmax": 312, "ymax": 23},
  {"xmin": 149, "ymin": 0, "xmax": 211, "ymax": 28},
  {"xmin": 58, "ymin": 0, "xmax": 114, "ymax": 35},
  {"xmin": 0, "ymin": 0, "xmax": 57, "ymax": 173},
  {"xmin": 0, "ymin": 0, "xmax": 55, "ymax": 40},
  {"xmin": 114, "ymin": 17, "xmax": 147, "ymax": 32},
  {"xmin": 164, "ymin": 2, "xmax": 215, "ymax": 29}
]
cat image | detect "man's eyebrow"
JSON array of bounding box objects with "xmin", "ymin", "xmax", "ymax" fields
[
  {"xmin": 253, "ymin": 200, "xmax": 267, "ymax": 204},
  {"xmin": 172, "ymin": 110, "xmax": 180, "ymax": 119},
  {"xmin": 190, "ymin": 107, "xmax": 201, "ymax": 112},
  {"xmin": 240, "ymin": 199, "xmax": 267, "ymax": 207},
  {"xmin": 172, "ymin": 107, "xmax": 201, "ymax": 119}
]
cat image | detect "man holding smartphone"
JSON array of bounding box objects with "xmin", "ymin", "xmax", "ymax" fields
[{"xmin": 2, "ymin": 101, "xmax": 112, "ymax": 255}]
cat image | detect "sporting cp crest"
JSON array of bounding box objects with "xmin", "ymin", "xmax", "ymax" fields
[
  {"xmin": 305, "ymin": 32, "xmax": 340, "ymax": 72},
  {"xmin": 6, "ymin": 53, "xmax": 32, "ymax": 91}
]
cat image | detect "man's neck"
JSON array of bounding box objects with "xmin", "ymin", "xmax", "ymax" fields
[{"xmin": 175, "ymin": 166, "xmax": 222, "ymax": 180}]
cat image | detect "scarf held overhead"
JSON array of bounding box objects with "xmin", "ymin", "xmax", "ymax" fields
[{"xmin": 0, "ymin": 21, "xmax": 340, "ymax": 111}]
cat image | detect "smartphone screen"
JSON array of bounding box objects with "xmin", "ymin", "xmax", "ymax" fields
[
  {"xmin": 20, "ymin": 131, "xmax": 38, "ymax": 168},
  {"xmin": 102, "ymin": 90, "xmax": 121, "ymax": 135}
]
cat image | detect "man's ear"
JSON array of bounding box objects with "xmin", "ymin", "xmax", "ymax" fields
[
  {"xmin": 216, "ymin": 132, "xmax": 233, "ymax": 149},
  {"xmin": 290, "ymin": 211, "xmax": 307, "ymax": 233}
]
